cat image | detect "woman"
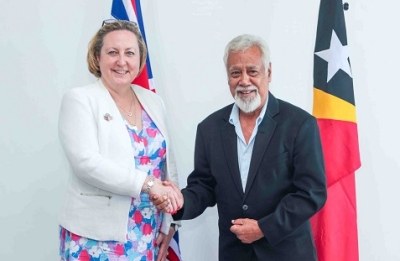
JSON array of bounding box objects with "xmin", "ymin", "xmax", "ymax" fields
[{"xmin": 58, "ymin": 20, "xmax": 182, "ymax": 261}]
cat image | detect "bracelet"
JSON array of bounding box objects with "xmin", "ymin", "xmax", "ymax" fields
[{"xmin": 143, "ymin": 175, "xmax": 155, "ymax": 194}]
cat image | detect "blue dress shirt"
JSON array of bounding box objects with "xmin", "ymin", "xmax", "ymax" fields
[{"xmin": 229, "ymin": 98, "xmax": 269, "ymax": 192}]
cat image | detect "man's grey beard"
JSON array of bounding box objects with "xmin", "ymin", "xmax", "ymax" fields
[{"xmin": 234, "ymin": 86, "xmax": 261, "ymax": 113}]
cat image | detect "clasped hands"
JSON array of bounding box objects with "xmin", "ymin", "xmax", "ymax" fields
[{"xmin": 149, "ymin": 179, "xmax": 183, "ymax": 214}]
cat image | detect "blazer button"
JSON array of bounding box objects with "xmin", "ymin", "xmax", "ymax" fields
[{"xmin": 242, "ymin": 204, "xmax": 248, "ymax": 210}]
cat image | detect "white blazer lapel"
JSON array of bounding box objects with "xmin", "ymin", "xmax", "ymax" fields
[{"xmin": 132, "ymin": 85, "xmax": 167, "ymax": 138}]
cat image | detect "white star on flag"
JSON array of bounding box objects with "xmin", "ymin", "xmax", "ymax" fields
[{"xmin": 315, "ymin": 30, "xmax": 352, "ymax": 82}]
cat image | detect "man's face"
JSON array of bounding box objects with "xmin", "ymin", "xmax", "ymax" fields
[{"xmin": 227, "ymin": 46, "xmax": 271, "ymax": 114}]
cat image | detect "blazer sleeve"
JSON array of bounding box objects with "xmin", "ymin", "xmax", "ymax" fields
[
  {"xmin": 258, "ymin": 116, "xmax": 327, "ymax": 245},
  {"xmin": 58, "ymin": 88, "xmax": 148, "ymax": 198}
]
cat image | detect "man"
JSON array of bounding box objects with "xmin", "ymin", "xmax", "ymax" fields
[{"xmin": 155, "ymin": 34, "xmax": 327, "ymax": 260}]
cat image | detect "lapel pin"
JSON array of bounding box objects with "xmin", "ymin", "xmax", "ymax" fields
[{"xmin": 103, "ymin": 113, "xmax": 113, "ymax": 121}]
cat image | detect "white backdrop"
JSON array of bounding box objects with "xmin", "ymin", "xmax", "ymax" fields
[{"xmin": 1, "ymin": 0, "xmax": 399, "ymax": 260}]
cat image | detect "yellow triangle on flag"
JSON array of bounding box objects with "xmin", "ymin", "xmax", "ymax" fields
[{"xmin": 313, "ymin": 88, "xmax": 357, "ymax": 123}]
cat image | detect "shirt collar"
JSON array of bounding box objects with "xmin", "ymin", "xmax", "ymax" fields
[{"xmin": 229, "ymin": 96, "xmax": 269, "ymax": 126}]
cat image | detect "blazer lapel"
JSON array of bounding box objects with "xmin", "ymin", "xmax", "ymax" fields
[
  {"xmin": 221, "ymin": 107, "xmax": 245, "ymax": 197},
  {"xmin": 244, "ymin": 93, "xmax": 279, "ymax": 197},
  {"xmin": 132, "ymin": 85, "xmax": 167, "ymax": 136},
  {"xmin": 95, "ymin": 80, "xmax": 134, "ymax": 158}
]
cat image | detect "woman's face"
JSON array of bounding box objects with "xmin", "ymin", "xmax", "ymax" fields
[{"xmin": 97, "ymin": 30, "xmax": 141, "ymax": 91}]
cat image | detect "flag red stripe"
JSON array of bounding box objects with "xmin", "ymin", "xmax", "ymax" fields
[
  {"xmin": 317, "ymin": 119, "xmax": 361, "ymax": 187},
  {"xmin": 130, "ymin": 0, "xmax": 137, "ymax": 16},
  {"xmin": 311, "ymin": 173, "xmax": 358, "ymax": 260},
  {"xmin": 167, "ymin": 247, "xmax": 180, "ymax": 261},
  {"xmin": 132, "ymin": 66, "xmax": 150, "ymax": 89}
]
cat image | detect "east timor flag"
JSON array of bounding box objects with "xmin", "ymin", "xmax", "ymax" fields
[{"xmin": 311, "ymin": 0, "xmax": 361, "ymax": 261}]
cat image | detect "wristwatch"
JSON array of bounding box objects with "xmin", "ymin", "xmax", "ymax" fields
[{"xmin": 143, "ymin": 175, "xmax": 155, "ymax": 194}]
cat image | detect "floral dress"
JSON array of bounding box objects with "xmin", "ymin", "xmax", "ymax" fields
[{"xmin": 59, "ymin": 108, "xmax": 166, "ymax": 261}]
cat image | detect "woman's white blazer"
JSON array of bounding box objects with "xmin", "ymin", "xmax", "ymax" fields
[{"xmin": 58, "ymin": 80, "xmax": 178, "ymax": 242}]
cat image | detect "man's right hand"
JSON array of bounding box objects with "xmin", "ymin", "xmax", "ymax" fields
[{"xmin": 151, "ymin": 179, "xmax": 184, "ymax": 214}]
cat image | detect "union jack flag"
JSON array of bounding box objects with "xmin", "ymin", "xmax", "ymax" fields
[
  {"xmin": 110, "ymin": 1, "xmax": 182, "ymax": 261},
  {"xmin": 111, "ymin": 0, "xmax": 155, "ymax": 91}
]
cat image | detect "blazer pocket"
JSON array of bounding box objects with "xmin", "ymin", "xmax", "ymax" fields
[
  {"xmin": 261, "ymin": 151, "xmax": 290, "ymax": 182},
  {"xmin": 80, "ymin": 192, "xmax": 112, "ymax": 206},
  {"xmin": 263, "ymin": 151, "xmax": 289, "ymax": 165}
]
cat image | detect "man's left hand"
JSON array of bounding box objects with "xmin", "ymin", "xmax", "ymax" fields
[{"xmin": 230, "ymin": 218, "xmax": 264, "ymax": 244}]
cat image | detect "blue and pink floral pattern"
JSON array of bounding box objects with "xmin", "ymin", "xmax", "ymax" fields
[{"xmin": 60, "ymin": 108, "xmax": 166, "ymax": 261}]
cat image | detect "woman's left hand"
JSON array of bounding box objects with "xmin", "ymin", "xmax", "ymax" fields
[{"xmin": 156, "ymin": 226, "xmax": 176, "ymax": 261}]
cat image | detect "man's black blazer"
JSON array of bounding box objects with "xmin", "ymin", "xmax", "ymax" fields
[{"xmin": 174, "ymin": 92, "xmax": 327, "ymax": 261}]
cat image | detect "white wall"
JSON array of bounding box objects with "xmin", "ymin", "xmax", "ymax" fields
[{"xmin": 0, "ymin": 0, "xmax": 399, "ymax": 260}]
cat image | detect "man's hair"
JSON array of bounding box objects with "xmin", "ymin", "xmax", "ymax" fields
[
  {"xmin": 87, "ymin": 20, "xmax": 147, "ymax": 78},
  {"xmin": 223, "ymin": 34, "xmax": 271, "ymax": 73}
]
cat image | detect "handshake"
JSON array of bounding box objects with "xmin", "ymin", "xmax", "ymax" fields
[{"xmin": 147, "ymin": 178, "xmax": 184, "ymax": 214}]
